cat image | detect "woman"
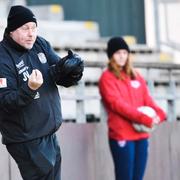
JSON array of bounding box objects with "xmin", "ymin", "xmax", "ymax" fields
[{"xmin": 99, "ymin": 37, "xmax": 166, "ymax": 180}]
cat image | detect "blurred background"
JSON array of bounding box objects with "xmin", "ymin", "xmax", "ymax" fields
[
  {"xmin": 1, "ymin": 0, "xmax": 180, "ymax": 180},
  {"xmin": 0, "ymin": 0, "xmax": 180, "ymax": 61}
]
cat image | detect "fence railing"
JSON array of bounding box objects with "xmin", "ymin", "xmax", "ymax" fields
[{"xmin": 61, "ymin": 61, "xmax": 180, "ymax": 123}]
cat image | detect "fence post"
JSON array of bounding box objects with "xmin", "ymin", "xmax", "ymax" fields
[
  {"xmin": 76, "ymin": 80, "xmax": 86, "ymax": 123},
  {"xmin": 167, "ymin": 70, "xmax": 176, "ymax": 121},
  {"xmin": 146, "ymin": 68, "xmax": 155, "ymax": 95}
]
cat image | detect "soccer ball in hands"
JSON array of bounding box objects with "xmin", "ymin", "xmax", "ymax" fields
[{"xmin": 133, "ymin": 106, "xmax": 157, "ymax": 133}]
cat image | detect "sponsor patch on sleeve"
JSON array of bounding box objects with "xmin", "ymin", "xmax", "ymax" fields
[{"xmin": 0, "ymin": 78, "xmax": 7, "ymax": 88}]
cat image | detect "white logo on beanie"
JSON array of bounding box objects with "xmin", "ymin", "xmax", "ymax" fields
[{"xmin": 38, "ymin": 53, "xmax": 47, "ymax": 64}]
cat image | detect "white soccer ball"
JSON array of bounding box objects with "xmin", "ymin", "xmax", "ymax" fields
[
  {"xmin": 137, "ymin": 106, "xmax": 156, "ymax": 118},
  {"xmin": 133, "ymin": 106, "xmax": 157, "ymax": 133}
]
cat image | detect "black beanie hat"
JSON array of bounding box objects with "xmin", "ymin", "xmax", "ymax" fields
[
  {"xmin": 6, "ymin": 5, "xmax": 37, "ymax": 32},
  {"xmin": 107, "ymin": 37, "xmax": 130, "ymax": 58}
]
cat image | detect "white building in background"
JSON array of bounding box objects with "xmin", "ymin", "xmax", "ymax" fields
[{"xmin": 145, "ymin": 0, "xmax": 180, "ymax": 62}]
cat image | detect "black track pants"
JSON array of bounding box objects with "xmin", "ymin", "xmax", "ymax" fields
[{"xmin": 6, "ymin": 134, "xmax": 61, "ymax": 180}]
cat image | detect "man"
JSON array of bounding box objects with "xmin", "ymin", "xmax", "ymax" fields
[{"xmin": 0, "ymin": 5, "xmax": 84, "ymax": 180}]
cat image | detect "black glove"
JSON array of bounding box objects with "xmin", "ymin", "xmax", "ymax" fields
[
  {"xmin": 50, "ymin": 50, "xmax": 84, "ymax": 87},
  {"xmin": 57, "ymin": 72, "xmax": 83, "ymax": 87}
]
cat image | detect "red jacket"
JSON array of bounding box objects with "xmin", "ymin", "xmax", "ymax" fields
[{"xmin": 99, "ymin": 69, "xmax": 166, "ymax": 141}]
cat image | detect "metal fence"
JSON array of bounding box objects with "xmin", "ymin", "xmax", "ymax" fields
[{"xmin": 62, "ymin": 61, "xmax": 180, "ymax": 123}]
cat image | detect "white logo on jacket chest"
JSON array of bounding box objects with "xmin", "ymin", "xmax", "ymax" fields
[
  {"xmin": 22, "ymin": 71, "xmax": 30, "ymax": 81},
  {"xmin": 38, "ymin": 53, "xmax": 47, "ymax": 64},
  {"xmin": 16, "ymin": 60, "xmax": 30, "ymax": 82},
  {"xmin": 131, "ymin": 80, "xmax": 141, "ymax": 88},
  {"xmin": 16, "ymin": 60, "xmax": 25, "ymax": 69}
]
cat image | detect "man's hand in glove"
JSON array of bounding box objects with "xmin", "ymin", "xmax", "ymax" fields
[{"xmin": 50, "ymin": 50, "xmax": 84, "ymax": 87}]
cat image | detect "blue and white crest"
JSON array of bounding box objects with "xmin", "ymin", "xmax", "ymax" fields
[{"xmin": 38, "ymin": 52, "xmax": 47, "ymax": 64}]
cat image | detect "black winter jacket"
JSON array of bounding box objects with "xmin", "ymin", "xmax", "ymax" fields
[{"xmin": 0, "ymin": 35, "xmax": 63, "ymax": 144}]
